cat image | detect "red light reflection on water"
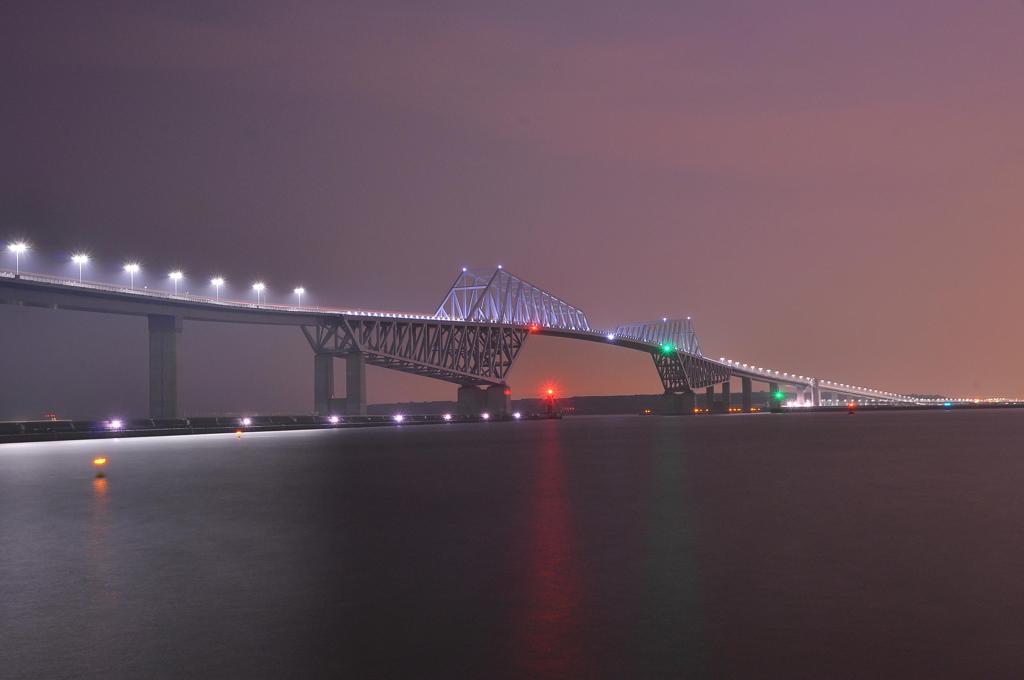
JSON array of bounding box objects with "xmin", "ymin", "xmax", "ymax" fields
[{"xmin": 511, "ymin": 429, "xmax": 587, "ymax": 677}]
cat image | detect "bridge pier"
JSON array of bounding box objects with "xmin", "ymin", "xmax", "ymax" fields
[
  {"xmin": 661, "ymin": 391, "xmax": 695, "ymax": 415},
  {"xmin": 345, "ymin": 353, "xmax": 367, "ymax": 415},
  {"xmin": 741, "ymin": 377, "xmax": 752, "ymax": 412},
  {"xmin": 148, "ymin": 314, "xmax": 181, "ymax": 419},
  {"xmin": 313, "ymin": 354, "xmax": 334, "ymax": 415},
  {"xmin": 457, "ymin": 385, "xmax": 486, "ymax": 416},
  {"xmin": 718, "ymin": 381, "xmax": 731, "ymax": 413},
  {"xmin": 313, "ymin": 353, "xmax": 367, "ymax": 415},
  {"xmin": 485, "ymin": 384, "xmax": 511, "ymax": 417},
  {"xmin": 705, "ymin": 385, "xmax": 714, "ymax": 410},
  {"xmin": 769, "ymin": 382, "xmax": 780, "ymax": 408},
  {"xmin": 810, "ymin": 379, "xmax": 821, "ymax": 407}
]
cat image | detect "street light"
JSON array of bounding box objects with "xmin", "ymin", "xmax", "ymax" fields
[
  {"xmin": 71, "ymin": 253, "xmax": 89, "ymax": 282},
  {"xmin": 7, "ymin": 241, "xmax": 28, "ymax": 276},
  {"xmin": 123, "ymin": 262, "xmax": 140, "ymax": 289},
  {"xmin": 169, "ymin": 270, "xmax": 183, "ymax": 295},
  {"xmin": 211, "ymin": 276, "xmax": 224, "ymax": 300},
  {"xmin": 252, "ymin": 281, "xmax": 265, "ymax": 305},
  {"xmin": 293, "ymin": 286, "xmax": 305, "ymax": 307}
]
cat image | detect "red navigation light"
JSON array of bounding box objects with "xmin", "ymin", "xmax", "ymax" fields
[
  {"xmin": 547, "ymin": 388, "xmax": 554, "ymax": 396},
  {"xmin": 504, "ymin": 388, "xmax": 511, "ymax": 396},
  {"xmin": 529, "ymin": 324, "xmax": 540, "ymax": 333}
]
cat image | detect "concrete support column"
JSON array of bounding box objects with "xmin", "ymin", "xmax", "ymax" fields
[
  {"xmin": 810, "ymin": 379, "xmax": 821, "ymax": 407},
  {"xmin": 345, "ymin": 353, "xmax": 367, "ymax": 416},
  {"xmin": 719, "ymin": 381, "xmax": 731, "ymax": 413},
  {"xmin": 769, "ymin": 382, "xmax": 780, "ymax": 408},
  {"xmin": 148, "ymin": 314, "xmax": 181, "ymax": 419},
  {"xmin": 313, "ymin": 354, "xmax": 334, "ymax": 415},
  {"xmin": 485, "ymin": 384, "xmax": 512, "ymax": 417},
  {"xmin": 458, "ymin": 385, "xmax": 486, "ymax": 416},
  {"xmin": 705, "ymin": 385, "xmax": 715, "ymax": 410},
  {"xmin": 741, "ymin": 377, "xmax": 753, "ymax": 413},
  {"xmin": 661, "ymin": 391, "xmax": 695, "ymax": 415}
]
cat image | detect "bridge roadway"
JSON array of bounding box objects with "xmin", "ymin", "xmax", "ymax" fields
[{"xmin": 0, "ymin": 269, "xmax": 934, "ymax": 418}]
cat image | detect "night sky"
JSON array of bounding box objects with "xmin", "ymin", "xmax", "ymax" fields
[{"xmin": 2, "ymin": 2, "xmax": 1022, "ymax": 419}]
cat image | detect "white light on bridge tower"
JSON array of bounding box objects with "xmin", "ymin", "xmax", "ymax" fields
[
  {"xmin": 123, "ymin": 262, "xmax": 140, "ymax": 289},
  {"xmin": 252, "ymin": 281, "xmax": 266, "ymax": 306},
  {"xmin": 211, "ymin": 277, "xmax": 225, "ymax": 300},
  {"xmin": 169, "ymin": 270, "xmax": 183, "ymax": 295},
  {"xmin": 71, "ymin": 253, "xmax": 89, "ymax": 282},
  {"xmin": 293, "ymin": 286, "xmax": 305, "ymax": 307},
  {"xmin": 7, "ymin": 241, "xmax": 28, "ymax": 276}
]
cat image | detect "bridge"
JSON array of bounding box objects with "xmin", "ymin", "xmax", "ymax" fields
[{"xmin": 0, "ymin": 263, "xmax": 952, "ymax": 419}]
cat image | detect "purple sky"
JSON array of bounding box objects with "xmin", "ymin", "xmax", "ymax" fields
[{"xmin": 2, "ymin": 2, "xmax": 1023, "ymax": 418}]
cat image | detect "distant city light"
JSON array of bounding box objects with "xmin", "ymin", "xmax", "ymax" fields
[
  {"xmin": 71, "ymin": 253, "xmax": 89, "ymax": 281},
  {"xmin": 393, "ymin": 414, "xmax": 404, "ymax": 423},
  {"xmin": 513, "ymin": 412, "xmax": 522, "ymax": 419},
  {"xmin": 107, "ymin": 419, "xmax": 123, "ymax": 430},
  {"xmin": 443, "ymin": 413, "xmax": 452, "ymax": 421},
  {"xmin": 481, "ymin": 412, "xmax": 490, "ymax": 420},
  {"xmin": 328, "ymin": 415, "xmax": 339, "ymax": 424},
  {"xmin": 241, "ymin": 417, "xmax": 252, "ymax": 426},
  {"xmin": 606, "ymin": 333, "xmax": 616, "ymax": 340}
]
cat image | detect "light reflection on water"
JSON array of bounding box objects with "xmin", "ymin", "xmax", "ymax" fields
[{"xmin": 512, "ymin": 425, "xmax": 587, "ymax": 678}]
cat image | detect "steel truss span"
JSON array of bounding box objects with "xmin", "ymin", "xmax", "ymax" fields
[
  {"xmin": 615, "ymin": 317, "xmax": 701, "ymax": 356},
  {"xmin": 302, "ymin": 317, "xmax": 528, "ymax": 386},
  {"xmin": 435, "ymin": 268, "xmax": 590, "ymax": 331}
]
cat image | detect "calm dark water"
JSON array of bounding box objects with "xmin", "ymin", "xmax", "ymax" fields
[{"xmin": 3, "ymin": 411, "xmax": 1024, "ymax": 679}]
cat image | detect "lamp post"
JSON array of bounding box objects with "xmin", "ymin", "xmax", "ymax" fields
[
  {"xmin": 211, "ymin": 277, "xmax": 224, "ymax": 301},
  {"xmin": 293, "ymin": 286, "xmax": 305, "ymax": 308},
  {"xmin": 169, "ymin": 270, "xmax": 183, "ymax": 295},
  {"xmin": 252, "ymin": 281, "xmax": 265, "ymax": 306},
  {"xmin": 7, "ymin": 242, "xmax": 28, "ymax": 276},
  {"xmin": 124, "ymin": 263, "xmax": 140, "ymax": 289},
  {"xmin": 71, "ymin": 253, "xmax": 89, "ymax": 282}
]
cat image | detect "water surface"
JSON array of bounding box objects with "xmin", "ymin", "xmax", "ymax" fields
[{"xmin": 2, "ymin": 411, "xmax": 1024, "ymax": 678}]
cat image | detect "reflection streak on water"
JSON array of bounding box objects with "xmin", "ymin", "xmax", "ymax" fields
[{"xmin": 513, "ymin": 426, "xmax": 587, "ymax": 678}]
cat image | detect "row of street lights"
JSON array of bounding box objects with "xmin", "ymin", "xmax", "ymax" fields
[{"xmin": 5, "ymin": 241, "xmax": 307, "ymax": 307}]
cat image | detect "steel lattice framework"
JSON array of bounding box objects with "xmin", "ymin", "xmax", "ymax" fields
[
  {"xmin": 652, "ymin": 351, "xmax": 732, "ymax": 392},
  {"xmin": 614, "ymin": 318, "xmax": 702, "ymax": 356},
  {"xmin": 302, "ymin": 316, "xmax": 528, "ymax": 386},
  {"xmin": 435, "ymin": 268, "xmax": 590, "ymax": 331}
]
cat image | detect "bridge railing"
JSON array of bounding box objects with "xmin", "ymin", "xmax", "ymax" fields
[{"xmin": 0, "ymin": 268, "xmax": 449, "ymax": 321}]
